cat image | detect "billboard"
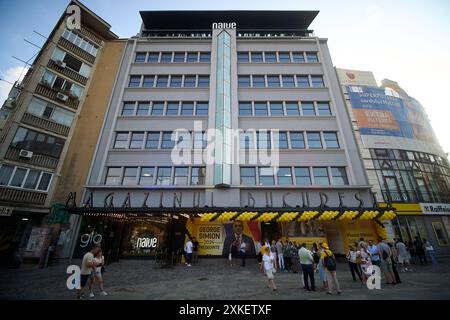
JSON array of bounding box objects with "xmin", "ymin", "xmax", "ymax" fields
[{"xmin": 336, "ymin": 68, "xmax": 378, "ymax": 87}]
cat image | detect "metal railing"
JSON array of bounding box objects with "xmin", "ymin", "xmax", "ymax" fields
[
  {"xmin": 21, "ymin": 112, "xmax": 71, "ymax": 137},
  {"xmin": 5, "ymin": 147, "xmax": 59, "ymax": 170},
  {"xmin": 35, "ymin": 83, "xmax": 79, "ymax": 110},
  {"xmin": 0, "ymin": 186, "xmax": 47, "ymax": 205},
  {"xmin": 47, "ymin": 59, "xmax": 88, "ymax": 85},
  {"xmin": 58, "ymin": 37, "xmax": 95, "ymax": 64}
]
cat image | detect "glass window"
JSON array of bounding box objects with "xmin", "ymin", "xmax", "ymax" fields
[
  {"xmin": 282, "ymin": 75, "xmax": 295, "ymax": 88},
  {"xmin": 10, "ymin": 168, "xmax": 27, "ymax": 187},
  {"xmin": 114, "ymin": 132, "xmax": 129, "ymax": 149},
  {"xmin": 148, "ymin": 52, "xmax": 159, "ymax": 63},
  {"xmin": 129, "ymin": 75, "xmax": 141, "ymax": 88},
  {"xmin": 63, "ymin": 53, "xmax": 83, "ymax": 72},
  {"xmin": 290, "ymin": 132, "xmax": 305, "ymax": 149},
  {"xmin": 238, "ymin": 76, "xmax": 251, "ymax": 88},
  {"xmin": 105, "ymin": 167, "xmax": 122, "ymax": 185},
  {"xmin": 41, "ymin": 70, "xmax": 56, "ymax": 86},
  {"xmin": 135, "ymin": 52, "xmax": 147, "ymax": 63},
  {"xmin": 70, "ymin": 83, "xmax": 83, "ymax": 99},
  {"xmin": 278, "ymin": 52, "xmax": 291, "ymax": 63},
  {"xmin": 269, "ymin": 102, "xmax": 284, "ymax": 116},
  {"xmin": 286, "ymin": 102, "xmax": 300, "ymax": 116},
  {"xmin": 307, "ymin": 132, "xmax": 322, "ymax": 149},
  {"xmin": 302, "ymin": 102, "xmax": 316, "ymax": 116},
  {"xmin": 324, "ymin": 132, "xmax": 339, "ymax": 149},
  {"xmin": 237, "ymin": 52, "xmax": 249, "ymax": 63},
  {"xmin": 275, "ymin": 131, "xmax": 289, "ymax": 149},
  {"xmin": 193, "ymin": 132, "xmax": 207, "ymax": 149},
  {"xmin": 199, "ymin": 52, "xmax": 211, "ymax": 63},
  {"xmin": 306, "ymin": 52, "xmax": 319, "ymax": 63},
  {"xmin": 254, "ymin": 102, "xmax": 268, "ymax": 116},
  {"xmin": 317, "ymin": 102, "xmax": 332, "ymax": 116},
  {"xmin": 156, "ymin": 76, "xmax": 168, "ymax": 87},
  {"xmin": 331, "ymin": 167, "xmax": 348, "ymax": 185},
  {"xmin": 121, "ymin": 102, "xmax": 135, "ymax": 116},
  {"xmin": 191, "ymin": 167, "xmax": 206, "ymax": 185},
  {"xmin": 187, "ymin": 52, "xmax": 199, "ymax": 62},
  {"xmin": 313, "ymin": 167, "xmax": 330, "ymax": 185},
  {"xmin": 129, "ymin": 132, "xmax": 144, "ymax": 149},
  {"xmin": 277, "ymin": 167, "xmax": 293, "ymax": 185},
  {"xmin": 0, "ymin": 164, "xmax": 14, "ymax": 185},
  {"xmin": 139, "ymin": 167, "xmax": 155, "ymax": 185},
  {"xmin": 166, "ymin": 102, "xmax": 179, "ymax": 116},
  {"xmin": 156, "ymin": 167, "xmax": 172, "ymax": 185},
  {"xmin": 136, "ymin": 102, "xmax": 150, "ymax": 116},
  {"xmin": 196, "ymin": 102, "xmax": 208, "ymax": 116},
  {"xmin": 174, "ymin": 167, "xmax": 189, "ymax": 185},
  {"xmin": 145, "ymin": 132, "xmax": 160, "ymax": 149},
  {"xmin": 181, "ymin": 102, "xmax": 194, "ymax": 116},
  {"xmin": 122, "ymin": 167, "xmax": 138, "ymax": 185},
  {"xmin": 251, "ymin": 75, "xmax": 265, "ymax": 88},
  {"xmin": 297, "ymin": 75, "xmax": 310, "ymax": 88},
  {"xmin": 239, "ymin": 102, "xmax": 252, "ymax": 116},
  {"xmin": 170, "ymin": 75, "xmax": 183, "ymax": 87},
  {"xmin": 259, "ymin": 167, "xmax": 275, "ymax": 185},
  {"xmin": 37, "ymin": 172, "xmax": 52, "ymax": 191},
  {"xmin": 257, "ymin": 131, "xmax": 271, "ymax": 149},
  {"xmin": 240, "ymin": 132, "xmax": 254, "ymax": 149},
  {"xmin": 292, "ymin": 52, "xmax": 305, "ymax": 63},
  {"xmin": 251, "ymin": 52, "xmax": 263, "ymax": 62},
  {"xmin": 240, "ymin": 167, "xmax": 256, "ymax": 185},
  {"xmin": 267, "ymin": 75, "xmax": 280, "ymax": 87},
  {"xmin": 161, "ymin": 132, "xmax": 174, "ymax": 149},
  {"xmin": 27, "ymin": 97, "xmax": 47, "ymax": 117},
  {"xmin": 311, "ymin": 75, "xmax": 325, "ymax": 87},
  {"xmin": 79, "ymin": 63, "xmax": 91, "ymax": 78},
  {"xmin": 151, "ymin": 102, "xmax": 164, "ymax": 115},
  {"xmin": 173, "ymin": 52, "xmax": 185, "ymax": 62},
  {"xmin": 51, "ymin": 107, "xmax": 74, "ymax": 126},
  {"xmin": 295, "ymin": 167, "xmax": 311, "ymax": 185},
  {"xmin": 197, "ymin": 76, "xmax": 209, "ymax": 88},
  {"xmin": 160, "ymin": 52, "xmax": 172, "ymax": 63},
  {"xmin": 264, "ymin": 52, "xmax": 277, "ymax": 63},
  {"xmin": 184, "ymin": 76, "xmax": 196, "ymax": 87}
]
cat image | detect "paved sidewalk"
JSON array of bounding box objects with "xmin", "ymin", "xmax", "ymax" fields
[{"xmin": 1, "ymin": 258, "xmax": 450, "ymax": 300}]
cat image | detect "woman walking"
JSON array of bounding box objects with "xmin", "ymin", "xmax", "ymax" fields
[
  {"xmin": 346, "ymin": 245, "xmax": 363, "ymax": 282},
  {"xmin": 320, "ymin": 243, "xmax": 341, "ymax": 295},
  {"xmin": 359, "ymin": 245, "xmax": 372, "ymax": 284},
  {"xmin": 260, "ymin": 247, "xmax": 277, "ymax": 291},
  {"xmin": 88, "ymin": 249, "xmax": 107, "ymax": 297}
]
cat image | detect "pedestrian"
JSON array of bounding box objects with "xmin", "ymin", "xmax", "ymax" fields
[
  {"xmin": 367, "ymin": 240, "xmax": 381, "ymax": 267},
  {"xmin": 316, "ymin": 244, "xmax": 328, "ymax": 291},
  {"xmin": 395, "ymin": 238, "xmax": 412, "ymax": 272},
  {"xmin": 260, "ymin": 246, "xmax": 277, "ymax": 291},
  {"xmin": 298, "ymin": 243, "xmax": 316, "ymax": 292},
  {"xmin": 88, "ymin": 249, "xmax": 108, "ymax": 297},
  {"xmin": 185, "ymin": 238, "xmax": 193, "ymax": 267},
  {"xmin": 192, "ymin": 237, "xmax": 199, "ymax": 263},
  {"xmin": 320, "ymin": 243, "xmax": 341, "ymax": 295},
  {"xmin": 346, "ymin": 245, "xmax": 362, "ymax": 282},
  {"xmin": 359, "ymin": 245, "xmax": 372, "ymax": 284},
  {"xmin": 284, "ymin": 241, "xmax": 292, "ymax": 272},
  {"xmin": 378, "ymin": 238, "xmax": 396, "ymax": 285},
  {"xmin": 312, "ymin": 243, "xmax": 320, "ymax": 266},
  {"xmin": 388, "ymin": 242, "xmax": 401, "ymax": 284},
  {"xmin": 414, "ymin": 236, "xmax": 428, "ymax": 265},
  {"xmin": 256, "ymin": 240, "xmax": 263, "ymax": 266},
  {"xmin": 77, "ymin": 246, "xmax": 100, "ymax": 300},
  {"xmin": 240, "ymin": 239, "xmax": 247, "ymax": 267},
  {"xmin": 275, "ymin": 239, "xmax": 284, "ymax": 271},
  {"xmin": 358, "ymin": 237, "xmax": 368, "ymax": 250},
  {"xmin": 423, "ymin": 239, "xmax": 437, "ymax": 265},
  {"xmin": 270, "ymin": 240, "xmax": 278, "ymax": 268}
]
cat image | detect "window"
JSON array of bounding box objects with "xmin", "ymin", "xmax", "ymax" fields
[
  {"xmin": 238, "ymin": 76, "xmax": 251, "ymax": 88},
  {"xmin": 196, "ymin": 102, "xmax": 208, "ymax": 116},
  {"xmin": 187, "ymin": 52, "xmax": 199, "ymax": 62},
  {"xmin": 306, "ymin": 52, "xmax": 318, "ymax": 63},
  {"xmin": 269, "ymin": 102, "xmax": 284, "ymax": 116},
  {"xmin": 252, "ymin": 75, "xmax": 265, "ymax": 88},
  {"xmin": 313, "ymin": 167, "xmax": 330, "ymax": 185},
  {"xmin": 37, "ymin": 172, "xmax": 52, "ymax": 191},
  {"xmin": 173, "ymin": 52, "xmax": 185, "ymax": 62},
  {"xmin": 240, "ymin": 132, "xmax": 254, "ymax": 149},
  {"xmin": 311, "ymin": 75, "xmax": 325, "ymax": 87},
  {"xmin": 199, "ymin": 52, "xmax": 211, "ymax": 63},
  {"xmin": 198, "ymin": 76, "xmax": 209, "ymax": 88},
  {"xmin": 297, "ymin": 75, "xmax": 310, "ymax": 88},
  {"xmin": 181, "ymin": 102, "xmax": 194, "ymax": 116},
  {"xmin": 237, "ymin": 52, "xmax": 249, "ymax": 63},
  {"xmin": 105, "ymin": 167, "xmax": 122, "ymax": 185},
  {"xmin": 264, "ymin": 52, "xmax": 277, "ymax": 63},
  {"xmin": 170, "ymin": 75, "xmax": 183, "ymax": 87},
  {"xmin": 135, "ymin": 52, "xmax": 147, "ymax": 62},
  {"xmin": 251, "ymin": 52, "xmax": 263, "ymax": 62},
  {"xmin": 259, "ymin": 167, "xmax": 275, "ymax": 185},
  {"xmin": 160, "ymin": 52, "xmax": 173, "ymax": 63},
  {"xmin": 292, "ymin": 52, "xmax": 305, "ymax": 63},
  {"xmin": 331, "ymin": 167, "xmax": 348, "ymax": 185},
  {"xmin": 324, "ymin": 132, "xmax": 339, "ymax": 149},
  {"xmin": 267, "ymin": 75, "xmax": 280, "ymax": 87},
  {"xmin": 166, "ymin": 102, "xmax": 179, "ymax": 116},
  {"xmin": 317, "ymin": 102, "xmax": 332, "ymax": 116},
  {"xmin": 307, "ymin": 132, "xmax": 322, "ymax": 149},
  {"xmin": 61, "ymin": 29, "xmax": 98, "ymax": 56},
  {"xmin": 148, "ymin": 52, "xmax": 159, "ymax": 63},
  {"xmin": 239, "ymin": 102, "xmax": 252, "ymax": 116},
  {"xmin": 23, "ymin": 170, "xmax": 42, "ymax": 189},
  {"xmin": 295, "ymin": 167, "xmax": 311, "ymax": 185},
  {"xmin": 184, "ymin": 76, "xmax": 196, "ymax": 87},
  {"xmin": 136, "ymin": 102, "xmax": 150, "ymax": 116},
  {"xmin": 174, "ymin": 167, "xmax": 189, "ymax": 185},
  {"xmin": 130, "ymin": 132, "xmax": 144, "ymax": 149},
  {"xmin": 161, "ymin": 132, "xmax": 174, "ymax": 149},
  {"xmin": 278, "ymin": 52, "xmax": 291, "ymax": 63},
  {"xmin": 156, "ymin": 167, "xmax": 172, "ymax": 185},
  {"xmin": 151, "ymin": 102, "xmax": 164, "ymax": 115},
  {"xmin": 191, "ymin": 167, "xmax": 205, "ymax": 185},
  {"xmin": 257, "ymin": 131, "xmax": 271, "ymax": 149},
  {"xmin": 122, "ymin": 167, "xmax": 138, "ymax": 185},
  {"xmin": 275, "ymin": 131, "xmax": 289, "ymax": 149},
  {"xmin": 282, "ymin": 75, "xmax": 295, "ymax": 88},
  {"xmin": 114, "ymin": 132, "xmax": 129, "ymax": 149},
  {"xmin": 193, "ymin": 132, "xmax": 207, "ymax": 149},
  {"xmin": 290, "ymin": 132, "xmax": 305, "ymax": 149},
  {"xmin": 139, "ymin": 167, "xmax": 155, "ymax": 185},
  {"xmin": 10, "ymin": 168, "xmax": 27, "ymax": 187},
  {"xmin": 156, "ymin": 76, "xmax": 168, "ymax": 87},
  {"xmin": 254, "ymin": 102, "xmax": 268, "ymax": 116},
  {"xmin": 145, "ymin": 132, "xmax": 160, "ymax": 149},
  {"xmin": 0, "ymin": 165, "xmax": 14, "ymax": 185},
  {"xmin": 285, "ymin": 102, "xmax": 300, "ymax": 116},
  {"xmin": 27, "ymin": 97, "xmax": 74, "ymax": 126},
  {"xmin": 122, "ymin": 102, "xmax": 135, "ymax": 116},
  {"xmin": 129, "ymin": 75, "xmax": 141, "ymax": 88},
  {"xmin": 11, "ymin": 127, "xmax": 64, "ymax": 158},
  {"xmin": 301, "ymin": 102, "xmax": 316, "ymax": 116},
  {"xmin": 240, "ymin": 167, "xmax": 256, "ymax": 185},
  {"xmin": 277, "ymin": 167, "xmax": 293, "ymax": 185}
]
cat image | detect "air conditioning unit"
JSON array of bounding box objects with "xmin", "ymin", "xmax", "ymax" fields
[
  {"xmin": 56, "ymin": 92, "xmax": 69, "ymax": 101},
  {"xmin": 55, "ymin": 60, "xmax": 66, "ymax": 68},
  {"xmin": 19, "ymin": 149, "xmax": 33, "ymax": 158}
]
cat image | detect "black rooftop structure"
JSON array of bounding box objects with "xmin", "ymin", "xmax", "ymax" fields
[{"xmin": 139, "ymin": 10, "xmax": 319, "ymax": 31}]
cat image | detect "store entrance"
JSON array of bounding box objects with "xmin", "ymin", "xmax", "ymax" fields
[{"xmin": 260, "ymin": 222, "xmax": 281, "ymax": 243}]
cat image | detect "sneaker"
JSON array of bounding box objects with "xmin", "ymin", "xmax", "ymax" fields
[
  {"xmin": 89, "ymin": 292, "xmax": 95, "ymax": 298},
  {"xmin": 100, "ymin": 291, "xmax": 108, "ymax": 296}
]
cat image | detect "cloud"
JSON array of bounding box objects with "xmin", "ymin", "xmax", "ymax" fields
[{"xmin": 0, "ymin": 65, "xmax": 28, "ymax": 105}]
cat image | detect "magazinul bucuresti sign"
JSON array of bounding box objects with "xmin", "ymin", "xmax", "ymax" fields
[
  {"xmin": 420, "ymin": 203, "xmax": 450, "ymax": 215},
  {"xmin": 212, "ymin": 22, "xmax": 236, "ymax": 29}
]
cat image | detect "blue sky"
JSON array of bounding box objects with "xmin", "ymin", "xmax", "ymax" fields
[{"xmin": 1, "ymin": 0, "xmax": 450, "ymax": 154}]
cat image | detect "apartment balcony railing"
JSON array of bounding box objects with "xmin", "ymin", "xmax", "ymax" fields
[
  {"xmin": 58, "ymin": 37, "xmax": 95, "ymax": 64},
  {"xmin": 5, "ymin": 147, "xmax": 59, "ymax": 170},
  {"xmin": 0, "ymin": 186, "xmax": 47, "ymax": 205},
  {"xmin": 79, "ymin": 26, "xmax": 103, "ymax": 46},
  {"xmin": 35, "ymin": 83, "xmax": 79, "ymax": 110},
  {"xmin": 21, "ymin": 112, "xmax": 71, "ymax": 137},
  {"xmin": 47, "ymin": 59, "xmax": 88, "ymax": 86}
]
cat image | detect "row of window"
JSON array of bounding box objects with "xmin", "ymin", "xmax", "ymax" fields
[
  {"xmin": 11, "ymin": 127, "xmax": 64, "ymax": 158},
  {"xmin": 27, "ymin": 97, "xmax": 75, "ymax": 127},
  {"xmin": 134, "ymin": 51, "xmax": 211, "ymax": 63},
  {"xmin": 238, "ymin": 51, "xmax": 318, "ymax": 63},
  {"xmin": 128, "ymin": 74, "xmax": 210, "ymax": 88},
  {"xmin": 51, "ymin": 47, "xmax": 92, "ymax": 78},
  {"xmin": 121, "ymin": 101, "xmax": 208, "ymax": 117},
  {"xmin": 371, "ymin": 148, "xmax": 449, "ymax": 168},
  {"xmin": 105, "ymin": 166, "xmax": 206, "ymax": 186},
  {"xmin": 240, "ymin": 166, "xmax": 349, "ymax": 186},
  {"xmin": 61, "ymin": 29, "xmax": 99, "ymax": 57},
  {"xmin": 41, "ymin": 70, "xmax": 84, "ymax": 99},
  {"xmin": 238, "ymin": 74, "xmax": 325, "ymax": 88},
  {"xmin": 113, "ymin": 131, "xmax": 207, "ymax": 150},
  {"xmin": 239, "ymin": 101, "xmax": 332, "ymax": 117},
  {"xmin": 0, "ymin": 164, "xmax": 53, "ymax": 192}
]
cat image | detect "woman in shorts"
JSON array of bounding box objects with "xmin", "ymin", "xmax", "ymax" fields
[
  {"xmin": 261, "ymin": 247, "xmax": 277, "ymax": 291},
  {"xmin": 88, "ymin": 249, "xmax": 108, "ymax": 297}
]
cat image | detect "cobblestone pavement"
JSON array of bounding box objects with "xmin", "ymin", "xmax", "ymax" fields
[{"xmin": 1, "ymin": 258, "xmax": 450, "ymax": 300}]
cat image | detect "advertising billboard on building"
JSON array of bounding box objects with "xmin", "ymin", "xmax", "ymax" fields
[{"xmin": 336, "ymin": 68, "xmax": 378, "ymax": 87}]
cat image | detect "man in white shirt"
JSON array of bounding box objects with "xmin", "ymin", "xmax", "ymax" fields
[
  {"xmin": 185, "ymin": 239, "xmax": 193, "ymax": 267},
  {"xmin": 395, "ymin": 239, "xmax": 411, "ymax": 272},
  {"xmin": 77, "ymin": 245, "xmax": 100, "ymax": 299},
  {"xmin": 298, "ymin": 243, "xmax": 315, "ymax": 292}
]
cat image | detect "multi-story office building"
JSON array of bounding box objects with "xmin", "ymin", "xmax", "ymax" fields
[
  {"xmin": 337, "ymin": 68, "xmax": 450, "ymax": 256},
  {"xmin": 67, "ymin": 10, "xmax": 397, "ymax": 261}
]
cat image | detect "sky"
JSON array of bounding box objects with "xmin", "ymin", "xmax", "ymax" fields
[{"xmin": 0, "ymin": 0, "xmax": 449, "ymax": 155}]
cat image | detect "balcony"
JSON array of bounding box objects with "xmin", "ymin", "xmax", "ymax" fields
[
  {"xmin": 21, "ymin": 112, "xmax": 71, "ymax": 137},
  {"xmin": 79, "ymin": 26, "xmax": 103, "ymax": 46},
  {"xmin": 0, "ymin": 186, "xmax": 47, "ymax": 205},
  {"xmin": 35, "ymin": 83, "xmax": 79, "ymax": 110},
  {"xmin": 58, "ymin": 37, "xmax": 95, "ymax": 64},
  {"xmin": 47, "ymin": 59, "xmax": 88, "ymax": 86},
  {"xmin": 5, "ymin": 147, "xmax": 59, "ymax": 170}
]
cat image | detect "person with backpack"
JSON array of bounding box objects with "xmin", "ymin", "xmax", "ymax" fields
[
  {"xmin": 320, "ymin": 243, "xmax": 341, "ymax": 295},
  {"xmin": 378, "ymin": 238, "xmax": 396, "ymax": 285}
]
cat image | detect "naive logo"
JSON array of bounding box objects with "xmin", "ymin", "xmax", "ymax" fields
[
  {"xmin": 346, "ymin": 72, "xmax": 356, "ymax": 80},
  {"xmin": 212, "ymin": 22, "xmax": 237, "ymax": 30},
  {"xmin": 66, "ymin": 4, "xmax": 81, "ymax": 30},
  {"xmin": 136, "ymin": 237, "xmax": 158, "ymax": 248},
  {"xmin": 366, "ymin": 265, "xmax": 381, "ymax": 290},
  {"xmin": 66, "ymin": 265, "xmax": 81, "ymax": 290}
]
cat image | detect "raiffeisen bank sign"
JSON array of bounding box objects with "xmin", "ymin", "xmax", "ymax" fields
[{"xmin": 212, "ymin": 22, "xmax": 237, "ymax": 29}]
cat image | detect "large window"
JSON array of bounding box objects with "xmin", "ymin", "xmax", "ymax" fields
[
  {"xmin": 282, "ymin": 75, "xmax": 295, "ymax": 88},
  {"xmin": 129, "ymin": 75, "xmax": 141, "ymax": 88},
  {"xmin": 307, "ymin": 132, "xmax": 322, "ymax": 149},
  {"xmin": 197, "ymin": 76, "xmax": 209, "ymax": 87},
  {"xmin": 122, "ymin": 102, "xmax": 135, "ymax": 116},
  {"xmin": 290, "ymin": 132, "xmax": 305, "ymax": 149},
  {"xmin": 317, "ymin": 102, "xmax": 332, "ymax": 116},
  {"xmin": 122, "ymin": 167, "xmax": 138, "ymax": 185},
  {"xmin": 0, "ymin": 164, "xmax": 52, "ymax": 191},
  {"xmin": 51, "ymin": 47, "xmax": 91, "ymax": 78},
  {"xmin": 113, "ymin": 132, "xmax": 129, "ymax": 149},
  {"xmin": 301, "ymin": 102, "xmax": 316, "ymax": 116},
  {"xmin": 313, "ymin": 167, "xmax": 330, "ymax": 185},
  {"xmin": 11, "ymin": 127, "xmax": 64, "ymax": 158},
  {"xmin": 196, "ymin": 102, "xmax": 208, "ymax": 116},
  {"xmin": 238, "ymin": 76, "xmax": 251, "ymax": 88},
  {"xmin": 139, "ymin": 167, "xmax": 155, "ymax": 185},
  {"xmin": 191, "ymin": 167, "xmax": 205, "ymax": 185},
  {"xmin": 239, "ymin": 102, "xmax": 252, "ymax": 116},
  {"xmin": 145, "ymin": 132, "xmax": 160, "ymax": 149},
  {"xmin": 269, "ymin": 102, "xmax": 283, "ymax": 116},
  {"xmin": 161, "ymin": 132, "xmax": 174, "ymax": 149},
  {"xmin": 156, "ymin": 76, "xmax": 169, "ymax": 88},
  {"xmin": 174, "ymin": 167, "xmax": 189, "ymax": 185},
  {"xmin": 61, "ymin": 29, "xmax": 99, "ymax": 57},
  {"xmin": 297, "ymin": 75, "xmax": 310, "ymax": 88},
  {"xmin": 41, "ymin": 70, "xmax": 84, "ymax": 98},
  {"xmin": 105, "ymin": 167, "xmax": 122, "ymax": 185},
  {"xmin": 237, "ymin": 52, "xmax": 249, "ymax": 63},
  {"xmin": 259, "ymin": 167, "xmax": 275, "ymax": 185},
  {"xmin": 331, "ymin": 167, "xmax": 348, "ymax": 185},
  {"xmin": 276, "ymin": 131, "xmax": 289, "ymax": 149},
  {"xmin": 156, "ymin": 167, "xmax": 172, "ymax": 185},
  {"xmin": 277, "ymin": 167, "xmax": 293, "ymax": 185},
  {"xmin": 151, "ymin": 102, "xmax": 164, "ymax": 115},
  {"xmin": 267, "ymin": 75, "xmax": 280, "ymax": 87},
  {"xmin": 285, "ymin": 102, "xmax": 300, "ymax": 116},
  {"xmin": 251, "ymin": 52, "xmax": 263, "ymax": 63},
  {"xmin": 181, "ymin": 102, "xmax": 194, "ymax": 116},
  {"xmin": 129, "ymin": 132, "xmax": 144, "ymax": 149},
  {"xmin": 311, "ymin": 75, "xmax": 325, "ymax": 87},
  {"xmin": 257, "ymin": 131, "xmax": 271, "ymax": 149},
  {"xmin": 166, "ymin": 102, "xmax": 179, "ymax": 116},
  {"xmin": 254, "ymin": 102, "xmax": 268, "ymax": 116},
  {"xmin": 252, "ymin": 75, "xmax": 265, "ymax": 88},
  {"xmin": 142, "ymin": 76, "xmax": 155, "ymax": 88},
  {"xmin": 240, "ymin": 167, "xmax": 256, "ymax": 185},
  {"xmin": 295, "ymin": 167, "xmax": 311, "ymax": 185},
  {"xmin": 136, "ymin": 102, "xmax": 150, "ymax": 116},
  {"xmin": 324, "ymin": 132, "xmax": 339, "ymax": 149},
  {"xmin": 27, "ymin": 97, "xmax": 75, "ymax": 127}
]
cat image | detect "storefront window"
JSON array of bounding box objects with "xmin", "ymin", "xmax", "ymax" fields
[{"xmin": 432, "ymin": 222, "xmax": 449, "ymax": 246}]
